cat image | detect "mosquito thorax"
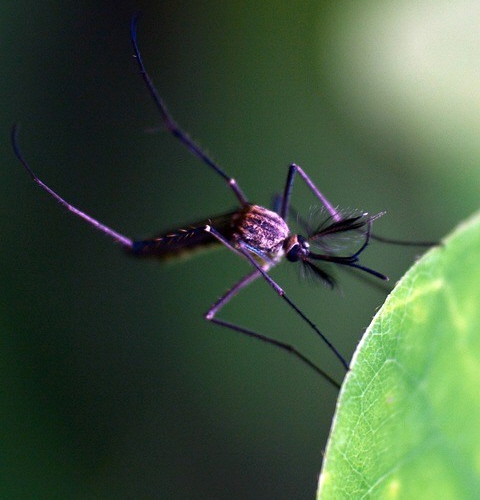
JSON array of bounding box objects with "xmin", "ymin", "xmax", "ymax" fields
[
  {"xmin": 232, "ymin": 204, "xmax": 290, "ymax": 256},
  {"xmin": 285, "ymin": 235, "xmax": 309, "ymax": 262}
]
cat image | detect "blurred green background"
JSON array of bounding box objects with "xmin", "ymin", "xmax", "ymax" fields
[{"xmin": 2, "ymin": 1, "xmax": 479, "ymax": 499}]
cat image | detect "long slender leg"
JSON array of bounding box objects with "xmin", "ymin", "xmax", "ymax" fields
[
  {"xmin": 280, "ymin": 163, "xmax": 341, "ymax": 223},
  {"xmin": 205, "ymin": 269, "xmax": 262, "ymax": 319},
  {"xmin": 205, "ymin": 270, "xmax": 341, "ymax": 389},
  {"xmin": 130, "ymin": 16, "xmax": 248, "ymax": 206},
  {"xmin": 11, "ymin": 126, "xmax": 133, "ymax": 249},
  {"xmin": 205, "ymin": 225, "xmax": 349, "ymax": 371},
  {"xmin": 370, "ymin": 234, "xmax": 438, "ymax": 247}
]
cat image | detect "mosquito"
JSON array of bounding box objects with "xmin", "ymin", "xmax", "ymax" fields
[{"xmin": 12, "ymin": 16, "xmax": 428, "ymax": 390}]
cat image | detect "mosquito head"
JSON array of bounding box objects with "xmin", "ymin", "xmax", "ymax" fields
[
  {"xmin": 285, "ymin": 234, "xmax": 310, "ymax": 262},
  {"xmin": 284, "ymin": 213, "xmax": 389, "ymax": 286}
]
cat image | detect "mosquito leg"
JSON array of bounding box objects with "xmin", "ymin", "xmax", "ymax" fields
[
  {"xmin": 206, "ymin": 269, "xmax": 262, "ymax": 319},
  {"xmin": 238, "ymin": 244, "xmax": 350, "ymax": 371},
  {"xmin": 11, "ymin": 126, "xmax": 133, "ymax": 249},
  {"xmin": 370, "ymin": 234, "xmax": 439, "ymax": 247},
  {"xmin": 205, "ymin": 225, "xmax": 350, "ymax": 371},
  {"xmin": 130, "ymin": 15, "xmax": 248, "ymax": 206},
  {"xmin": 280, "ymin": 163, "xmax": 341, "ymax": 223},
  {"xmin": 209, "ymin": 318, "xmax": 341, "ymax": 390},
  {"xmin": 205, "ymin": 270, "xmax": 341, "ymax": 389},
  {"xmin": 271, "ymin": 193, "xmax": 287, "ymax": 215}
]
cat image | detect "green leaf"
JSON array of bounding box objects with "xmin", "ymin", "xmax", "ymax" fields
[{"xmin": 318, "ymin": 210, "xmax": 480, "ymax": 499}]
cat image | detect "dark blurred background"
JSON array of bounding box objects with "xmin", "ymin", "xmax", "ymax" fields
[{"xmin": 2, "ymin": 1, "xmax": 479, "ymax": 499}]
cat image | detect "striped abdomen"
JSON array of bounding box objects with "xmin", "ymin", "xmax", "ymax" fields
[{"xmin": 130, "ymin": 211, "xmax": 236, "ymax": 260}]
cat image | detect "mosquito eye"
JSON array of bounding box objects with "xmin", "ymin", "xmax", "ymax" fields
[{"xmin": 286, "ymin": 243, "xmax": 302, "ymax": 262}]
